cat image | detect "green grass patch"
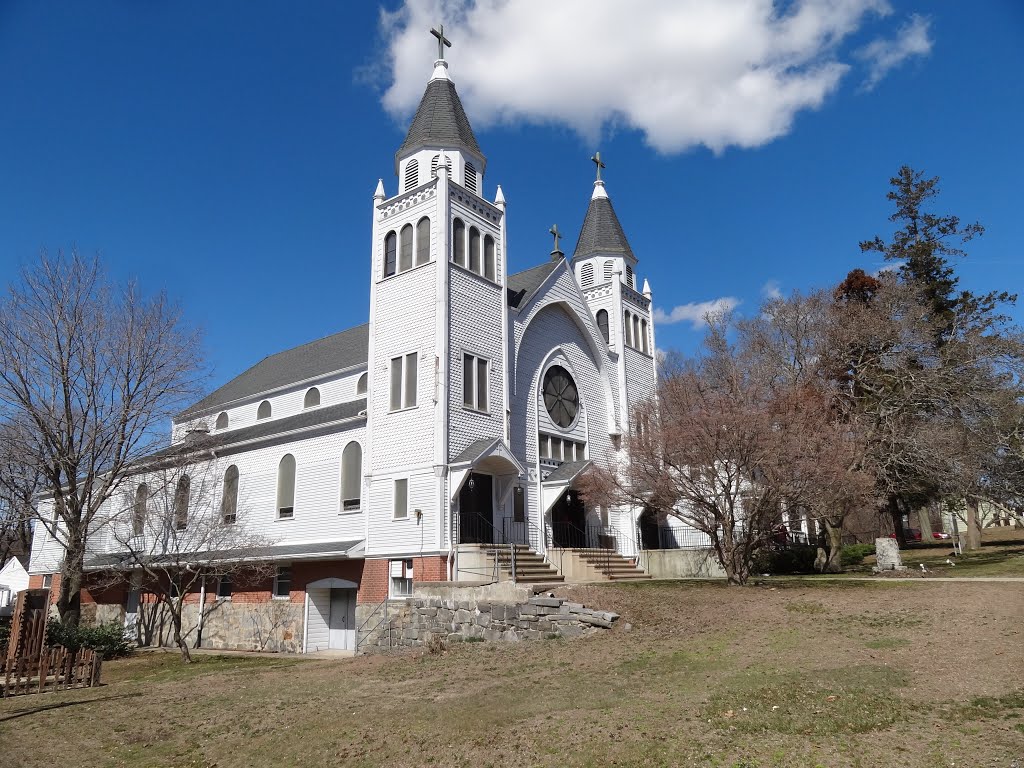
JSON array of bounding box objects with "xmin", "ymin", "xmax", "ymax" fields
[
  {"xmin": 784, "ymin": 600, "xmax": 827, "ymax": 615},
  {"xmin": 700, "ymin": 665, "xmax": 911, "ymax": 736},
  {"xmin": 107, "ymin": 652, "xmax": 302, "ymax": 685}
]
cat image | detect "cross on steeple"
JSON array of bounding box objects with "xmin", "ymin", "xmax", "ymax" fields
[
  {"xmin": 549, "ymin": 224, "xmax": 564, "ymax": 259},
  {"xmin": 431, "ymin": 24, "xmax": 452, "ymax": 60},
  {"xmin": 591, "ymin": 151, "xmax": 606, "ymax": 182}
]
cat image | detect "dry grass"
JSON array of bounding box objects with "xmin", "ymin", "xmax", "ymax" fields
[{"xmin": 1, "ymin": 580, "xmax": 1021, "ymax": 768}]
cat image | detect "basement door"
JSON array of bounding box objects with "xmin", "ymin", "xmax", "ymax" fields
[{"xmin": 328, "ymin": 588, "xmax": 356, "ymax": 650}]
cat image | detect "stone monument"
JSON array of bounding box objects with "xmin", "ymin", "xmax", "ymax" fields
[{"xmin": 873, "ymin": 537, "xmax": 908, "ymax": 572}]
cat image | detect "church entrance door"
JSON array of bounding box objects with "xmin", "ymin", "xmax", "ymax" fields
[
  {"xmin": 459, "ymin": 472, "xmax": 494, "ymax": 544},
  {"xmin": 550, "ymin": 490, "xmax": 587, "ymax": 548}
]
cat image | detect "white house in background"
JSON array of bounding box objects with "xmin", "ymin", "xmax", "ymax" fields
[
  {"xmin": 28, "ymin": 36, "xmax": 674, "ymax": 653},
  {"xmin": 0, "ymin": 556, "xmax": 29, "ymax": 617}
]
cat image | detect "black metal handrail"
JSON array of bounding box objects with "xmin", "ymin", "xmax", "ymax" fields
[{"xmin": 459, "ymin": 509, "xmax": 498, "ymax": 545}]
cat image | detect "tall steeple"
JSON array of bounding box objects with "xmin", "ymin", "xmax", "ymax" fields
[
  {"xmin": 393, "ymin": 25, "xmax": 486, "ymax": 195},
  {"xmin": 572, "ymin": 153, "xmax": 636, "ymax": 265}
]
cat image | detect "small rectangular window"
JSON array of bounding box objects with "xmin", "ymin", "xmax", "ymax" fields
[
  {"xmin": 390, "ymin": 576, "xmax": 413, "ymax": 597},
  {"xmin": 42, "ymin": 574, "xmax": 53, "ymax": 589},
  {"xmin": 462, "ymin": 353, "xmax": 489, "ymax": 411},
  {"xmin": 389, "ymin": 352, "xmax": 418, "ymax": 411},
  {"xmin": 217, "ymin": 575, "xmax": 232, "ymax": 599},
  {"xmin": 390, "ymin": 356, "xmax": 403, "ymax": 411},
  {"xmin": 539, "ymin": 434, "xmax": 549, "ymax": 459},
  {"xmin": 393, "ymin": 478, "xmax": 408, "ymax": 519},
  {"xmin": 273, "ymin": 566, "xmax": 291, "ymax": 599}
]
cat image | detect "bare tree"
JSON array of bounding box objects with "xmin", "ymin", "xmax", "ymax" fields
[
  {"xmin": 582, "ymin": 322, "xmax": 875, "ymax": 584},
  {"xmin": 0, "ymin": 421, "xmax": 38, "ymax": 566},
  {"xmin": 101, "ymin": 439, "xmax": 274, "ymax": 662},
  {"xmin": 0, "ymin": 251, "xmax": 204, "ymax": 625}
]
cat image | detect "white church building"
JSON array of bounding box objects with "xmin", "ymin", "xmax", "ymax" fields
[{"xmin": 28, "ymin": 41, "xmax": 665, "ymax": 653}]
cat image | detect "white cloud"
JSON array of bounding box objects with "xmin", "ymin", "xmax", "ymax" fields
[
  {"xmin": 761, "ymin": 280, "xmax": 783, "ymax": 300},
  {"xmin": 857, "ymin": 14, "xmax": 932, "ymax": 90},
  {"xmin": 376, "ymin": 0, "xmax": 908, "ymax": 154},
  {"xmin": 654, "ymin": 297, "xmax": 741, "ymax": 329}
]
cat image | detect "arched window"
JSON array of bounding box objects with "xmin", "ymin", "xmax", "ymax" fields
[
  {"xmin": 384, "ymin": 231, "xmax": 397, "ymax": 277},
  {"xmin": 257, "ymin": 400, "xmax": 271, "ymax": 420},
  {"xmin": 341, "ymin": 441, "xmax": 362, "ymax": 511},
  {"xmin": 604, "ymin": 260, "xmax": 614, "ymax": 281},
  {"xmin": 633, "ymin": 315, "xmax": 641, "ymax": 349},
  {"xmin": 277, "ymin": 454, "xmax": 296, "ymax": 519},
  {"xmin": 464, "ymin": 161, "xmax": 477, "ymax": 194},
  {"xmin": 221, "ymin": 465, "xmax": 239, "ymax": 524},
  {"xmin": 483, "ymin": 235, "xmax": 495, "ymax": 281},
  {"xmin": 580, "ymin": 263, "xmax": 594, "ymax": 287},
  {"xmin": 132, "ymin": 483, "xmax": 147, "ymax": 536},
  {"xmin": 468, "ymin": 227, "xmax": 480, "ymax": 273},
  {"xmin": 174, "ymin": 475, "xmax": 190, "ymax": 530},
  {"xmin": 452, "ymin": 218, "xmax": 465, "ymax": 267},
  {"xmin": 215, "ymin": 411, "xmax": 228, "ymax": 429},
  {"xmin": 624, "ymin": 311, "xmax": 633, "ymax": 347},
  {"xmin": 356, "ymin": 372, "xmax": 367, "ymax": 396},
  {"xmin": 625, "ymin": 264, "xmax": 635, "ymax": 289},
  {"xmin": 404, "ymin": 158, "xmax": 419, "ymax": 191},
  {"xmin": 641, "ymin": 319, "xmax": 649, "ymax": 354},
  {"xmin": 303, "ymin": 387, "xmax": 320, "ymax": 409},
  {"xmin": 416, "ymin": 217, "xmax": 431, "ymax": 265},
  {"xmin": 596, "ymin": 309, "xmax": 609, "ymax": 343},
  {"xmin": 399, "ymin": 223, "xmax": 413, "ymax": 272}
]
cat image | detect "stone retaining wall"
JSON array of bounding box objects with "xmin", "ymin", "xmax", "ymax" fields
[{"xmin": 364, "ymin": 591, "xmax": 619, "ymax": 649}]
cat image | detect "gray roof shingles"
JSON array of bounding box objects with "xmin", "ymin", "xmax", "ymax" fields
[
  {"xmin": 397, "ymin": 78, "xmax": 483, "ymax": 163},
  {"xmin": 543, "ymin": 460, "xmax": 592, "ymax": 484},
  {"xmin": 507, "ymin": 261, "xmax": 560, "ymax": 309},
  {"xmin": 180, "ymin": 324, "xmax": 368, "ymax": 419},
  {"xmin": 572, "ymin": 196, "xmax": 634, "ymax": 261}
]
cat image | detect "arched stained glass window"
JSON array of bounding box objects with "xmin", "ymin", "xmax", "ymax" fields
[
  {"xmin": 483, "ymin": 235, "xmax": 495, "ymax": 281},
  {"xmin": 221, "ymin": 465, "xmax": 239, "ymax": 524},
  {"xmin": 596, "ymin": 309, "xmax": 609, "ymax": 343},
  {"xmin": 277, "ymin": 454, "xmax": 296, "ymax": 519},
  {"xmin": 174, "ymin": 475, "xmax": 191, "ymax": 530},
  {"xmin": 641, "ymin": 319, "xmax": 649, "ymax": 354},
  {"xmin": 452, "ymin": 218, "xmax": 465, "ymax": 267},
  {"xmin": 384, "ymin": 231, "xmax": 397, "ymax": 277},
  {"xmin": 416, "ymin": 217, "xmax": 430, "ymax": 265},
  {"xmin": 624, "ymin": 312, "xmax": 633, "ymax": 347},
  {"xmin": 341, "ymin": 442, "xmax": 362, "ymax": 511}
]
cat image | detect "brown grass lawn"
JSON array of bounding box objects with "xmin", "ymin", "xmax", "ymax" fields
[{"xmin": 1, "ymin": 580, "xmax": 1022, "ymax": 768}]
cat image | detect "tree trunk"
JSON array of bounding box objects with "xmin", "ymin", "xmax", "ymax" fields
[
  {"xmin": 887, "ymin": 496, "xmax": 906, "ymax": 548},
  {"xmin": 916, "ymin": 504, "xmax": 933, "ymax": 541},
  {"xmin": 820, "ymin": 521, "xmax": 843, "ymax": 573},
  {"xmin": 964, "ymin": 497, "xmax": 982, "ymax": 551},
  {"xmin": 171, "ymin": 608, "xmax": 192, "ymax": 663},
  {"xmin": 56, "ymin": 538, "xmax": 85, "ymax": 626}
]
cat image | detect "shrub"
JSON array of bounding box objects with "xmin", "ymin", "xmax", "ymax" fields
[
  {"xmin": 752, "ymin": 545, "xmax": 818, "ymax": 575},
  {"xmin": 46, "ymin": 619, "xmax": 134, "ymax": 659},
  {"xmin": 0, "ymin": 617, "xmax": 10, "ymax": 650},
  {"xmin": 840, "ymin": 543, "xmax": 876, "ymax": 566}
]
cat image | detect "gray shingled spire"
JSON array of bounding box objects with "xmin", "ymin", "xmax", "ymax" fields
[
  {"xmin": 395, "ymin": 73, "xmax": 484, "ymax": 171},
  {"xmin": 572, "ymin": 184, "xmax": 635, "ymax": 261}
]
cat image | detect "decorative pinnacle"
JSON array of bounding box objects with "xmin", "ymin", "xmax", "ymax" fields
[
  {"xmin": 549, "ymin": 224, "xmax": 564, "ymax": 260},
  {"xmin": 431, "ymin": 24, "xmax": 452, "ymax": 60}
]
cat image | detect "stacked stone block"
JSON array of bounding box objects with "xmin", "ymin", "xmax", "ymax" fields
[{"xmin": 364, "ymin": 594, "xmax": 619, "ymax": 649}]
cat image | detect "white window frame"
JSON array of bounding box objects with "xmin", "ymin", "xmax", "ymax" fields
[
  {"xmin": 389, "ymin": 352, "xmax": 418, "ymax": 412},
  {"xmin": 216, "ymin": 574, "xmax": 232, "ymax": 600},
  {"xmin": 462, "ymin": 352, "xmax": 490, "ymax": 412},
  {"xmin": 393, "ymin": 478, "xmax": 409, "ymax": 520},
  {"xmin": 389, "ymin": 559, "xmax": 414, "ymax": 598},
  {"xmin": 272, "ymin": 566, "xmax": 291, "ymax": 600},
  {"xmin": 42, "ymin": 574, "xmax": 53, "ymax": 589}
]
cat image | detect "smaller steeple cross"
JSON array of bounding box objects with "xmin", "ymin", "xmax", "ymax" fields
[
  {"xmin": 549, "ymin": 224, "xmax": 563, "ymax": 256},
  {"xmin": 591, "ymin": 151, "xmax": 606, "ymax": 182},
  {"xmin": 430, "ymin": 24, "xmax": 452, "ymax": 60}
]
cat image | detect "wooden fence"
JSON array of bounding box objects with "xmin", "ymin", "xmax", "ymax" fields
[{"xmin": 0, "ymin": 589, "xmax": 102, "ymax": 698}]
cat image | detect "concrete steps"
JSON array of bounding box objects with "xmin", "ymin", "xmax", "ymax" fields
[
  {"xmin": 571, "ymin": 549, "xmax": 653, "ymax": 581},
  {"xmin": 492, "ymin": 545, "xmax": 565, "ymax": 584}
]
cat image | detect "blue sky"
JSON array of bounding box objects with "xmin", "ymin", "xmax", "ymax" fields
[{"xmin": 1, "ymin": 2, "xmax": 1021, "ymax": 394}]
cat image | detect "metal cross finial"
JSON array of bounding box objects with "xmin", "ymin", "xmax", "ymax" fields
[
  {"xmin": 591, "ymin": 151, "xmax": 606, "ymax": 182},
  {"xmin": 430, "ymin": 24, "xmax": 452, "ymax": 60},
  {"xmin": 549, "ymin": 224, "xmax": 563, "ymax": 254}
]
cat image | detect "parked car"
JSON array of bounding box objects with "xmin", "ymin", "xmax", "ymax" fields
[
  {"xmin": 932, "ymin": 531, "xmax": 951, "ymax": 539},
  {"xmin": 888, "ymin": 528, "xmax": 923, "ymax": 542}
]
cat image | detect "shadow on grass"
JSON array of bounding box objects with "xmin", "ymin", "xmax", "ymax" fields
[{"xmin": 0, "ymin": 692, "xmax": 143, "ymax": 722}]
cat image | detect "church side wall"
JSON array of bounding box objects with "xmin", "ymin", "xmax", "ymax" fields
[{"xmin": 624, "ymin": 347, "xmax": 657, "ymax": 413}]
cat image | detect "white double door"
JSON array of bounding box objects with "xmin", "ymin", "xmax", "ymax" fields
[{"xmin": 328, "ymin": 588, "xmax": 355, "ymax": 650}]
